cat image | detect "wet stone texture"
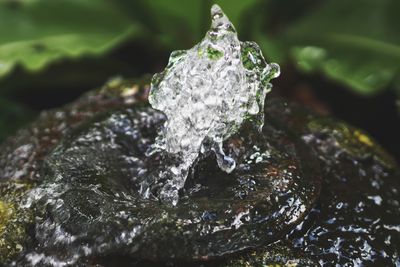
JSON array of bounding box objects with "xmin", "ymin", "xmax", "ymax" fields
[
  {"xmin": 15, "ymin": 102, "xmax": 319, "ymax": 265},
  {"xmin": 267, "ymin": 99, "xmax": 400, "ymax": 266},
  {"xmin": 0, "ymin": 182, "xmax": 33, "ymax": 263},
  {"xmin": 0, "ymin": 80, "xmax": 399, "ymax": 266}
]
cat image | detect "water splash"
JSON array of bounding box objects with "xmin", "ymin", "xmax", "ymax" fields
[{"xmin": 146, "ymin": 4, "xmax": 280, "ymax": 205}]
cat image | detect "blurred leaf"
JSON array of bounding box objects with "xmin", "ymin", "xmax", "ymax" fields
[
  {"xmin": 1, "ymin": 0, "xmax": 398, "ymax": 98},
  {"xmin": 118, "ymin": 0, "xmax": 260, "ymax": 49},
  {"xmin": 0, "ymin": 97, "xmax": 34, "ymax": 142},
  {"xmin": 254, "ymin": 34, "xmax": 286, "ymax": 63},
  {"xmin": 258, "ymin": 0, "xmax": 400, "ymax": 96},
  {"xmin": 291, "ymin": 45, "xmax": 398, "ymax": 95},
  {"xmin": 140, "ymin": 0, "xmax": 206, "ymax": 47},
  {"xmin": 214, "ymin": 0, "xmax": 259, "ymax": 32},
  {"xmin": 0, "ymin": 0, "xmax": 140, "ymax": 80},
  {"xmin": 0, "ymin": 56, "xmax": 136, "ymax": 96}
]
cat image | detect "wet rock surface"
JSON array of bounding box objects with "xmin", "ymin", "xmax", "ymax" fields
[
  {"xmin": 267, "ymin": 99, "xmax": 400, "ymax": 266},
  {"xmin": 221, "ymin": 243, "xmax": 319, "ymax": 267},
  {"xmin": 0, "ymin": 80, "xmax": 399, "ymax": 266},
  {"xmin": 16, "ymin": 104, "xmax": 319, "ymax": 265},
  {"xmin": 0, "ymin": 182, "xmax": 33, "ymax": 263}
]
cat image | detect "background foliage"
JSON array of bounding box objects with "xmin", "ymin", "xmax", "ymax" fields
[{"xmin": 0, "ymin": 0, "xmax": 399, "ymax": 151}]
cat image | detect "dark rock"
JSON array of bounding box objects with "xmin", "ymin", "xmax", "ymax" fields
[
  {"xmin": 23, "ymin": 106, "xmax": 319, "ymax": 264},
  {"xmin": 0, "ymin": 79, "xmax": 398, "ymax": 266},
  {"xmin": 222, "ymin": 243, "xmax": 318, "ymax": 267},
  {"xmin": 268, "ymin": 98, "xmax": 400, "ymax": 266}
]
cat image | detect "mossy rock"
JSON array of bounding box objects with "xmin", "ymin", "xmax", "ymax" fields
[
  {"xmin": 222, "ymin": 243, "xmax": 318, "ymax": 267},
  {"xmin": 0, "ymin": 182, "xmax": 33, "ymax": 263}
]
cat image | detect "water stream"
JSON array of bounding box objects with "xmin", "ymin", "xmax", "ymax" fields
[{"xmin": 145, "ymin": 4, "xmax": 280, "ymax": 205}]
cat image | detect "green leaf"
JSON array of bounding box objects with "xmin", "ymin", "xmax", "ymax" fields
[
  {"xmin": 121, "ymin": 0, "xmax": 260, "ymax": 49},
  {"xmin": 291, "ymin": 45, "xmax": 398, "ymax": 95},
  {"xmin": 258, "ymin": 0, "xmax": 400, "ymax": 96},
  {"xmin": 254, "ymin": 34, "xmax": 286, "ymax": 63},
  {"xmin": 213, "ymin": 0, "xmax": 260, "ymax": 32},
  {"xmin": 0, "ymin": 0, "xmax": 140, "ymax": 79}
]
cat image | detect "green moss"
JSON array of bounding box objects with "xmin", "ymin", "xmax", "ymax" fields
[
  {"xmin": 222, "ymin": 243, "xmax": 318, "ymax": 267},
  {"xmin": 0, "ymin": 182, "xmax": 33, "ymax": 263},
  {"xmin": 0, "ymin": 201, "xmax": 13, "ymax": 234}
]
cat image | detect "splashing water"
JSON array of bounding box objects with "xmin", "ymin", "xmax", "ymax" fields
[{"xmin": 146, "ymin": 4, "xmax": 280, "ymax": 205}]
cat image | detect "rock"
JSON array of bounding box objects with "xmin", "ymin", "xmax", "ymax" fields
[
  {"xmin": 0, "ymin": 79, "xmax": 398, "ymax": 266},
  {"xmin": 268, "ymin": 98, "xmax": 400, "ymax": 266},
  {"xmin": 20, "ymin": 106, "xmax": 319, "ymax": 264},
  {"xmin": 222, "ymin": 243, "xmax": 318, "ymax": 267},
  {"xmin": 0, "ymin": 182, "xmax": 32, "ymax": 263}
]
